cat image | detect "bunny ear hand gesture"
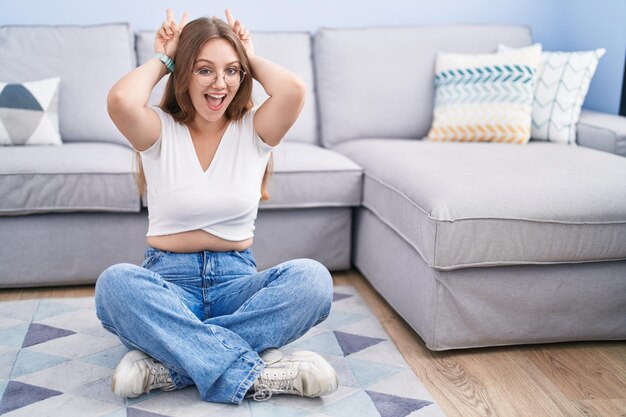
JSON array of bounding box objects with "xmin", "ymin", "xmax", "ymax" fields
[
  {"xmin": 225, "ymin": 9, "xmax": 254, "ymax": 56},
  {"xmin": 154, "ymin": 9, "xmax": 190, "ymax": 57}
]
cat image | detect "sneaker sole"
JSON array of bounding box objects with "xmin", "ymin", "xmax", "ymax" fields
[
  {"xmin": 289, "ymin": 351, "xmax": 339, "ymax": 396},
  {"xmin": 112, "ymin": 349, "xmax": 149, "ymax": 397}
]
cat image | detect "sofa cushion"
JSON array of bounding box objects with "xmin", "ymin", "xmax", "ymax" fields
[
  {"xmin": 426, "ymin": 44, "xmax": 541, "ymax": 144},
  {"xmin": 0, "ymin": 24, "xmax": 135, "ymax": 146},
  {"xmin": 135, "ymin": 30, "xmax": 318, "ymax": 145},
  {"xmin": 0, "ymin": 143, "xmax": 140, "ymax": 215},
  {"xmin": 335, "ymin": 139, "xmax": 626, "ymax": 270},
  {"xmin": 500, "ymin": 45, "xmax": 606, "ymax": 145},
  {"xmin": 260, "ymin": 142, "xmax": 362, "ymax": 208},
  {"xmin": 314, "ymin": 25, "xmax": 532, "ymax": 148},
  {"xmin": 0, "ymin": 77, "xmax": 61, "ymax": 146}
]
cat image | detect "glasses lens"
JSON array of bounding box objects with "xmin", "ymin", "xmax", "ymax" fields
[
  {"xmin": 194, "ymin": 69, "xmax": 244, "ymax": 87},
  {"xmin": 193, "ymin": 70, "xmax": 215, "ymax": 87},
  {"xmin": 225, "ymin": 70, "xmax": 243, "ymax": 87}
]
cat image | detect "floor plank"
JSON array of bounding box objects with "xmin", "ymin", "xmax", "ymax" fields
[
  {"xmin": 577, "ymin": 399, "xmax": 626, "ymax": 417},
  {"xmin": 505, "ymin": 348, "xmax": 591, "ymax": 416},
  {"xmin": 0, "ymin": 285, "xmax": 95, "ymax": 301},
  {"xmin": 524, "ymin": 344, "xmax": 626, "ymax": 400}
]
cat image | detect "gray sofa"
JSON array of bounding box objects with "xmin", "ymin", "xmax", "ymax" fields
[
  {"xmin": 1, "ymin": 23, "xmax": 625, "ymax": 350},
  {"xmin": 0, "ymin": 24, "xmax": 362, "ymax": 286}
]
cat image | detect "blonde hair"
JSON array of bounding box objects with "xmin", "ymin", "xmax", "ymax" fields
[{"xmin": 136, "ymin": 16, "xmax": 272, "ymax": 200}]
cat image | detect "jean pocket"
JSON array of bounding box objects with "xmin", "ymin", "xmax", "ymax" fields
[{"xmin": 231, "ymin": 249, "xmax": 257, "ymax": 268}]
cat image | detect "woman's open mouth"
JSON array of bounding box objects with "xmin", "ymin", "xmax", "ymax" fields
[{"xmin": 205, "ymin": 93, "xmax": 226, "ymax": 111}]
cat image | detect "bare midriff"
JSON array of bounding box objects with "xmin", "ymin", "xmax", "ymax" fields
[{"xmin": 147, "ymin": 229, "xmax": 253, "ymax": 253}]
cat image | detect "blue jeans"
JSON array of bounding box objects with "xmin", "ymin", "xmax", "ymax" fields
[{"xmin": 94, "ymin": 247, "xmax": 333, "ymax": 404}]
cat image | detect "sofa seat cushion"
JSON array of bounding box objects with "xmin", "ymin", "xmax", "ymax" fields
[
  {"xmin": 0, "ymin": 142, "xmax": 140, "ymax": 215},
  {"xmin": 260, "ymin": 142, "xmax": 363, "ymax": 209},
  {"xmin": 335, "ymin": 139, "xmax": 626, "ymax": 270}
]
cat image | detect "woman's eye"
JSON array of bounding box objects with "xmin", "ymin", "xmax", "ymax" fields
[
  {"xmin": 197, "ymin": 68, "xmax": 213, "ymax": 76},
  {"xmin": 226, "ymin": 68, "xmax": 239, "ymax": 76}
]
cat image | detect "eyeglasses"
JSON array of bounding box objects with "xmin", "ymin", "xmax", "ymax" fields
[{"xmin": 191, "ymin": 67, "xmax": 246, "ymax": 87}]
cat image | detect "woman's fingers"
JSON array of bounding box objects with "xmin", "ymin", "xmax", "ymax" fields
[
  {"xmin": 225, "ymin": 9, "xmax": 249, "ymax": 42},
  {"xmin": 232, "ymin": 19, "xmax": 247, "ymax": 38},
  {"xmin": 232, "ymin": 20, "xmax": 241, "ymax": 34},
  {"xmin": 225, "ymin": 9, "xmax": 235, "ymax": 27},
  {"xmin": 160, "ymin": 10, "xmax": 188, "ymax": 38},
  {"xmin": 179, "ymin": 12, "xmax": 190, "ymax": 30},
  {"xmin": 158, "ymin": 24, "xmax": 170, "ymax": 38},
  {"xmin": 159, "ymin": 21, "xmax": 172, "ymax": 37},
  {"xmin": 155, "ymin": 8, "xmax": 186, "ymax": 55}
]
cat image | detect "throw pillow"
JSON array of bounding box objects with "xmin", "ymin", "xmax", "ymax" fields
[
  {"xmin": 427, "ymin": 44, "xmax": 542, "ymax": 144},
  {"xmin": 499, "ymin": 45, "xmax": 605, "ymax": 144},
  {"xmin": 0, "ymin": 77, "xmax": 62, "ymax": 146}
]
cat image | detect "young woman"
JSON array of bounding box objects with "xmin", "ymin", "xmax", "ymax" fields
[{"xmin": 95, "ymin": 9, "xmax": 338, "ymax": 404}]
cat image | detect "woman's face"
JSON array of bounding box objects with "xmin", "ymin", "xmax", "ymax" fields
[{"xmin": 189, "ymin": 38, "xmax": 242, "ymax": 125}]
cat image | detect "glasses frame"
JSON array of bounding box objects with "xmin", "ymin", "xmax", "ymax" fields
[{"xmin": 191, "ymin": 67, "xmax": 247, "ymax": 87}]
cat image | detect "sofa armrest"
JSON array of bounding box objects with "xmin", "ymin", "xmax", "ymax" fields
[{"xmin": 577, "ymin": 110, "xmax": 626, "ymax": 156}]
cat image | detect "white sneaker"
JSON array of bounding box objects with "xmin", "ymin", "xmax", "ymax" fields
[
  {"xmin": 250, "ymin": 350, "xmax": 339, "ymax": 401},
  {"xmin": 112, "ymin": 350, "xmax": 176, "ymax": 398}
]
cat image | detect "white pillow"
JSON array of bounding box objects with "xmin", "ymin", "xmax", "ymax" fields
[
  {"xmin": 499, "ymin": 45, "xmax": 605, "ymax": 144},
  {"xmin": 427, "ymin": 44, "xmax": 542, "ymax": 144},
  {"xmin": 0, "ymin": 77, "xmax": 62, "ymax": 146}
]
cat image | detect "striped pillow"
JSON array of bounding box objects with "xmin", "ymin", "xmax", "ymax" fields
[
  {"xmin": 427, "ymin": 44, "xmax": 542, "ymax": 144},
  {"xmin": 500, "ymin": 45, "xmax": 605, "ymax": 144}
]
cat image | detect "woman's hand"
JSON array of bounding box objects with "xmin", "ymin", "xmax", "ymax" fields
[
  {"xmin": 225, "ymin": 9, "xmax": 254, "ymax": 56},
  {"xmin": 154, "ymin": 9, "xmax": 189, "ymax": 57}
]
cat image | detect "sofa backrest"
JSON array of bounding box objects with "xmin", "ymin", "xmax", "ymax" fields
[
  {"xmin": 135, "ymin": 30, "xmax": 318, "ymax": 145},
  {"xmin": 314, "ymin": 25, "xmax": 533, "ymax": 148},
  {"xmin": 0, "ymin": 24, "xmax": 136, "ymax": 146}
]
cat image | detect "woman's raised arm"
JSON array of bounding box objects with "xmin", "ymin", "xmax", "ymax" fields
[
  {"xmin": 107, "ymin": 9, "xmax": 189, "ymax": 151},
  {"xmin": 225, "ymin": 9, "xmax": 306, "ymax": 147}
]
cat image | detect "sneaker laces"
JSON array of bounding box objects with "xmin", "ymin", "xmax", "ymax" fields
[
  {"xmin": 252, "ymin": 383, "xmax": 272, "ymax": 401},
  {"xmin": 251, "ymin": 368, "xmax": 298, "ymax": 401},
  {"xmin": 139, "ymin": 359, "xmax": 175, "ymax": 393}
]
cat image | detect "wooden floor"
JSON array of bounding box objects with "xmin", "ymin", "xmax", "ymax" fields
[{"xmin": 1, "ymin": 269, "xmax": 624, "ymax": 417}]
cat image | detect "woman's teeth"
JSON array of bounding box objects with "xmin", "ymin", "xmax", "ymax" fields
[{"xmin": 206, "ymin": 94, "xmax": 226, "ymax": 110}]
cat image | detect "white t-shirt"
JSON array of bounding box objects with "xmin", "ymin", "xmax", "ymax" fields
[{"xmin": 139, "ymin": 106, "xmax": 274, "ymax": 241}]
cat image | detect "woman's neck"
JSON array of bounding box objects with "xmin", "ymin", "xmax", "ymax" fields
[{"xmin": 188, "ymin": 115, "xmax": 229, "ymax": 137}]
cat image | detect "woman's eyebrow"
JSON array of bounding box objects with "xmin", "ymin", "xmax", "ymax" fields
[{"xmin": 194, "ymin": 59, "xmax": 241, "ymax": 65}]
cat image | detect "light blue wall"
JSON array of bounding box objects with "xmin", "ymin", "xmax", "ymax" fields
[
  {"xmin": 1, "ymin": 0, "xmax": 624, "ymax": 114},
  {"xmin": 561, "ymin": 0, "xmax": 626, "ymax": 113}
]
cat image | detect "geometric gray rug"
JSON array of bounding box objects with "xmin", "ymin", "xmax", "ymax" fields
[{"xmin": 0, "ymin": 286, "xmax": 446, "ymax": 416}]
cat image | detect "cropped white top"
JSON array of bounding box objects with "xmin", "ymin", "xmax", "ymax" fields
[{"xmin": 139, "ymin": 106, "xmax": 274, "ymax": 241}]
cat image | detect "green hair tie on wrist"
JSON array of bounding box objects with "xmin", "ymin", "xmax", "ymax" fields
[{"xmin": 154, "ymin": 53, "xmax": 175, "ymax": 73}]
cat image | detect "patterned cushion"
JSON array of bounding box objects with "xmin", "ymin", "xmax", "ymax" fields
[
  {"xmin": 0, "ymin": 77, "xmax": 61, "ymax": 146},
  {"xmin": 500, "ymin": 45, "xmax": 606, "ymax": 144},
  {"xmin": 427, "ymin": 44, "xmax": 542, "ymax": 144}
]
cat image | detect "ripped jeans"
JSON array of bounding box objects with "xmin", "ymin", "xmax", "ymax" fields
[{"xmin": 94, "ymin": 247, "xmax": 333, "ymax": 404}]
